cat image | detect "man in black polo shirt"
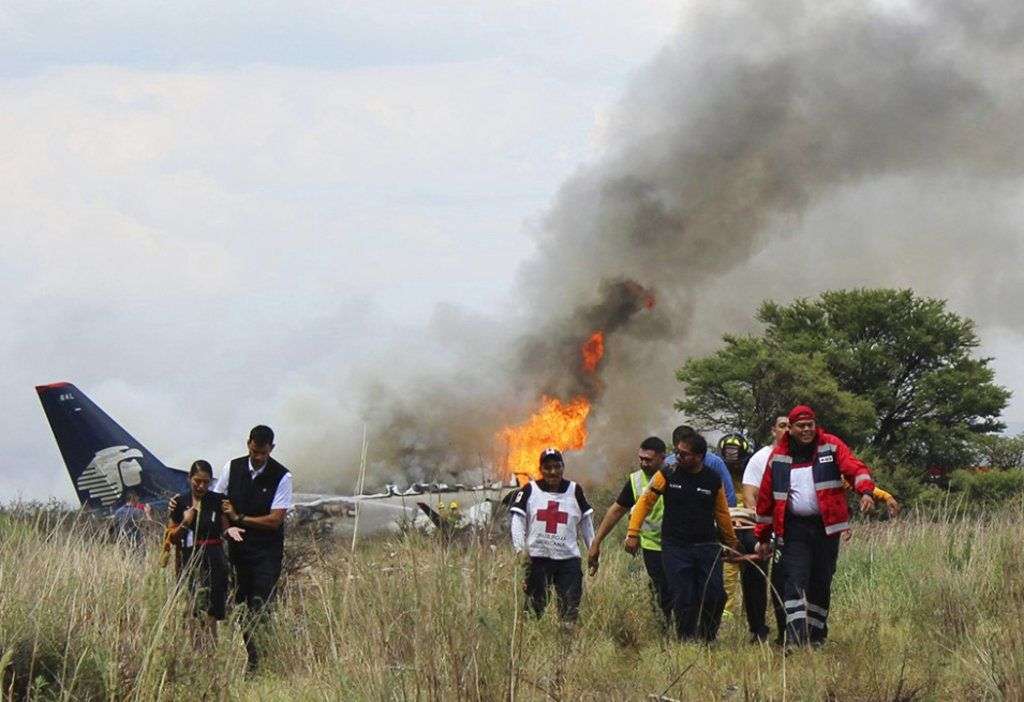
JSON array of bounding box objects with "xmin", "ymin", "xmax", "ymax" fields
[
  {"xmin": 625, "ymin": 431, "xmax": 739, "ymax": 642},
  {"xmin": 213, "ymin": 424, "xmax": 292, "ymax": 671}
]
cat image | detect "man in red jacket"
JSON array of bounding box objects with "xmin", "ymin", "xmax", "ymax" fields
[{"xmin": 754, "ymin": 405, "xmax": 875, "ymax": 648}]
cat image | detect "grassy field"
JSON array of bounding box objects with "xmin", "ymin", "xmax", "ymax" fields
[{"xmin": 2, "ymin": 500, "xmax": 1023, "ymax": 701}]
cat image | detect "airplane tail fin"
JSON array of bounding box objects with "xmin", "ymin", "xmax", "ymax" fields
[{"xmin": 35, "ymin": 382, "xmax": 188, "ymax": 510}]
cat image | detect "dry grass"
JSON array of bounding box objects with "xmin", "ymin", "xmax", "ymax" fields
[{"xmin": 2, "ymin": 503, "xmax": 1023, "ymax": 700}]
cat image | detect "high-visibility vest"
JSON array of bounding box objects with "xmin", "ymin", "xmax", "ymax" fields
[{"xmin": 630, "ymin": 469, "xmax": 663, "ymax": 551}]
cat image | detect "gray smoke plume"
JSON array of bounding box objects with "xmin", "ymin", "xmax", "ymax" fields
[{"xmin": 302, "ymin": 0, "xmax": 1024, "ymax": 491}]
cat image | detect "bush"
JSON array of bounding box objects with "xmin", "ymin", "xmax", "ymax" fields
[{"xmin": 949, "ymin": 469, "xmax": 1024, "ymax": 505}]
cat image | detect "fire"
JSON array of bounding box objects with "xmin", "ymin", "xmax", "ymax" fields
[
  {"xmin": 581, "ymin": 331, "xmax": 605, "ymax": 373},
  {"xmin": 498, "ymin": 396, "xmax": 591, "ymax": 484}
]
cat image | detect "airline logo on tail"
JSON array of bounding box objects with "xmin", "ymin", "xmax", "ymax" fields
[{"xmin": 76, "ymin": 446, "xmax": 144, "ymax": 506}]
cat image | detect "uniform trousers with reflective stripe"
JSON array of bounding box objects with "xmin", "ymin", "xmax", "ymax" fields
[
  {"xmin": 661, "ymin": 543, "xmax": 726, "ymax": 641},
  {"xmin": 780, "ymin": 513, "xmax": 839, "ymax": 646},
  {"xmin": 641, "ymin": 547, "xmax": 673, "ymax": 623}
]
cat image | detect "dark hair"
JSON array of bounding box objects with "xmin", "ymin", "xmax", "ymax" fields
[
  {"xmin": 249, "ymin": 425, "xmax": 275, "ymax": 447},
  {"xmin": 671, "ymin": 425, "xmax": 698, "ymax": 448},
  {"xmin": 639, "ymin": 436, "xmax": 666, "ymax": 454},
  {"xmin": 671, "ymin": 426, "xmax": 707, "ymax": 457},
  {"xmin": 189, "ymin": 459, "xmax": 213, "ymax": 477}
]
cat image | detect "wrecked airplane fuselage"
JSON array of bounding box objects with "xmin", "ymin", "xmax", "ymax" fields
[{"xmin": 290, "ymin": 483, "xmax": 515, "ymax": 540}]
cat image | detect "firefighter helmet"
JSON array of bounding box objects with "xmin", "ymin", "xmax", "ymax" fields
[{"xmin": 718, "ymin": 433, "xmax": 753, "ymax": 464}]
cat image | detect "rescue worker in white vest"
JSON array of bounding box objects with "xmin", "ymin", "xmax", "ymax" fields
[
  {"xmin": 754, "ymin": 405, "xmax": 875, "ymax": 648},
  {"xmin": 214, "ymin": 425, "xmax": 293, "ymax": 670},
  {"xmin": 510, "ymin": 448, "xmax": 595, "ymax": 622},
  {"xmin": 626, "ymin": 430, "xmax": 739, "ymax": 642},
  {"xmin": 586, "ymin": 436, "xmax": 672, "ymax": 622}
]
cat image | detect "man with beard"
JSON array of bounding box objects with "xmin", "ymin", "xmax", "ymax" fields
[
  {"xmin": 214, "ymin": 425, "xmax": 292, "ymax": 671},
  {"xmin": 626, "ymin": 430, "xmax": 739, "ymax": 642},
  {"xmin": 746, "ymin": 412, "xmax": 900, "ymax": 644},
  {"xmin": 510, "ymin": 448, "xmax": 595, "ymax": 622},
  {"xmin": 586, "ymin": 436, "xmax": 672, "ymax": 622},
  {"xmin": 754, "ymin": 405, "xmax": 875, "ymax": 648}
]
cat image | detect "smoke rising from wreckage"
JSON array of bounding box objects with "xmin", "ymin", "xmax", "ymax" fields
[{"xmin": 344, "ymin": 0, "xmax": 1024, "ymax": 489}]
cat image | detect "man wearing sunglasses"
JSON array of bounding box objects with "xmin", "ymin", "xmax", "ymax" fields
[{"xmin": 625, "ymin": 429, "xmax": 739, "ymax": 642}]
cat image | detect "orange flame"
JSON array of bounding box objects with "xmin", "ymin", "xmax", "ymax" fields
[
  {"xmin": 498, "ymin": 396, "xmax": 591, "ymax": 484},
  {"xmin": 581, "ymin": 331, "xmax": 605, "ymax": 373}
]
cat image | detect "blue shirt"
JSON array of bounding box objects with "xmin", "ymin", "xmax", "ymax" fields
[{"xmin": 663, "ymin": 452, "xmax": 737, "ymax": 507}]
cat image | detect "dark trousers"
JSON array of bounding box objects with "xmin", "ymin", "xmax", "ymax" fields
[
  {"xmin": 180, "ymin": 544, "xmax": 229, "ymax": 620},
  {"xmin": 734, "ymin": 530, "xmax": 788, "ymax": 641},
  {"xmin": 661, "ymin": 543, "xmax": 726, "ymax": 642},
  {"xmin": 736, "ymin": 530, "xmax": 771, "ymax": 639},
  {"xmin": 642, "ymin": 547, "xmax": 673, "ymax": 623},
  {"xmin": 229, "ymin": 541, "xmax": 283, "ymax": 669},
  {"xmin": 770, "ymin": 549, "xmax": 788, "ymax": 644},
  {"xmin": 780, "ymin": 514, "xmax": 840, "ymax": 646},
  {"xmin": 525, "ymin": 557, "xmax": 583, "ymax": 621}
]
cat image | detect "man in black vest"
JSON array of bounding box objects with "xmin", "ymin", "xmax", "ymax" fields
[{"xmin": 213, "ymin": 424, "xmax": 292, "ymax": 671}]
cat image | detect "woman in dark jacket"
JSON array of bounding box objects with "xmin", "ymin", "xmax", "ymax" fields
[{"xmin": 168, "ymin": 460, "xmax": 244, "ymax": 638}]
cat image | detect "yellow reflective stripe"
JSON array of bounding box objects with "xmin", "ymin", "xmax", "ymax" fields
[
  {"xmin": 814, "ymin": 480, "xmax": 843, "ymax": 490},
  {"xmin": 854, "ymin": 473, "xmax": 872, "ymax": 486},
  {"xmin": 755, "ymin": 514, "xmax": 773, "ymax": 524},
  {"xmin": 824, "ymin": 521, "xmax": 850, "ymax": 534}
]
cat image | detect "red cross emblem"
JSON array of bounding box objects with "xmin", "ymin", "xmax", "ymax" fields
[{"xmin": 536, "ymin": 500, "xmax": 569, "ymax": 534}]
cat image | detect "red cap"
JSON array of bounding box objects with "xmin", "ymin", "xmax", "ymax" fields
[{"xmin": 788, "ymin": 405, "xmax": 816, "ymax": 423}]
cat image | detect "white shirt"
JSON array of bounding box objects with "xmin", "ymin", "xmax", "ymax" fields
[
  {"xmin": 214, "ymin": 458, "xmax": 293, "ymax": 510},
  {"xmin": 787, "ymin": 464, "xmax": 821, "ymax": 516},
  {"xmin": 742, "ymin": 445, "xmax": 774, "ymax": 489}
]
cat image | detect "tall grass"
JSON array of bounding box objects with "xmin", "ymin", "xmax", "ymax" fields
[{"xmin": 2, "ymin": 503, "xmax": 1023, "ymax": 700}]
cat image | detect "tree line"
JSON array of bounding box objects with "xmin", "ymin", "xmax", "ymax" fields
[{"xmin": 675, "ymin": 288, "xmax": 1023, "ymax": 504}]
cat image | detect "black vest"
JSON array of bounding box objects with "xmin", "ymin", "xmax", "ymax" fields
[
  {"xmin": 226, "ymin": 456, "xmax": 288, "ymax": 549},
  {"xmin": 172, "ymin": 490, "xmax": 226, "ymax": 542},
  {"xmin": 659, "ymin": 466, "xmax": 722, "ymax": 547}
]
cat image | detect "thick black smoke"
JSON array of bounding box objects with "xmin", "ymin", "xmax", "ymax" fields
[{"xmin": 305, "ymin": 0, "xmax": 1024, "ymax": 490}]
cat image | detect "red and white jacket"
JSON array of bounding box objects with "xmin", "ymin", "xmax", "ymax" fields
[{"xmin": 754, "ymin": 429, "xmax": 875, "ymax": 542}]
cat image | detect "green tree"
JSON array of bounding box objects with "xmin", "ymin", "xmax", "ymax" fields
[
  {"xmin": 675, "ymin": 336, "xmax": 876, "ymax": 446},
  {"xmin": 972, "ymin": 433, "xmax": 1024, "ymax": 470},
  {"xmin": 676, "ymin": 289, "xmax": 1009, "ymax": 466}
]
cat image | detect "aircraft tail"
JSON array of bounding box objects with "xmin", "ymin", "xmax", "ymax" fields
[{"xmin": 35, "ymin": 382, "xmax": 188, "ymax": 510}]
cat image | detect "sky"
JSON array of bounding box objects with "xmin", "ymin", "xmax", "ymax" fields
[
  {"xmin": 4, "ymin": 1, "xmax": 1024, "ymax": 504},
  {"xmin": 1, "ymin": 1, "xmax": 684, "ymax": 502}
]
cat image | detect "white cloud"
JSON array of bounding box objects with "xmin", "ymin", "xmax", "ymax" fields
[{"xmin": 0, "ymin": 3, "xmax": 682, "ymax": 502}]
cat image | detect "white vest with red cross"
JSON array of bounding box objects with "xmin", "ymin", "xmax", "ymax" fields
[{"xmin": 524, "ymin": 480, "xmax": 584, "ymax": 560}]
